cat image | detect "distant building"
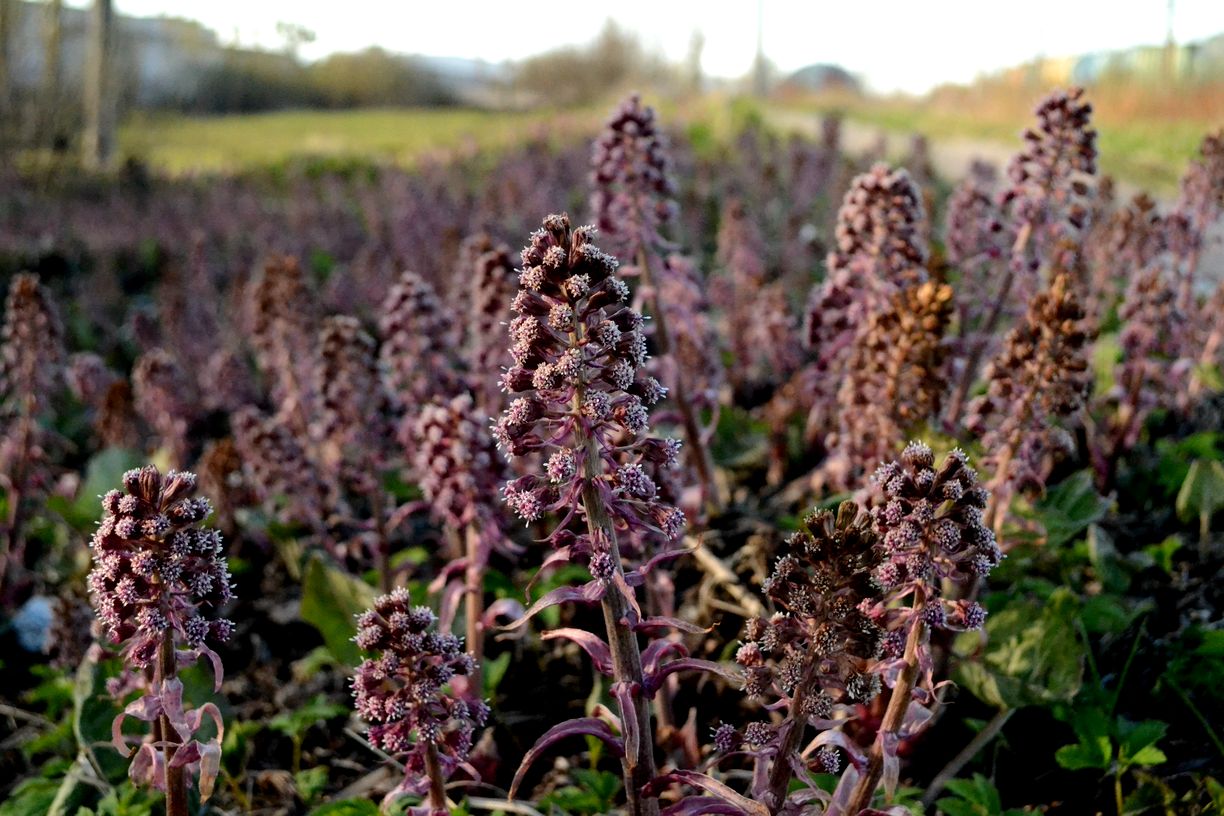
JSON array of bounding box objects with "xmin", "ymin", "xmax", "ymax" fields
[{"xmin": 780, "ymin": 63, "xmax": 862, "ymax": 95}]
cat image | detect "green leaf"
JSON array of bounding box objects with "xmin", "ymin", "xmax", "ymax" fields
[
  {"xmin": 294, "ymin": 767, "xmax": 329, "ymax": 804},
  {"xmin": 1055, "ymin": 740, "xmax": 1111, "ymax": 770},
  {"xmin": 953, "ymin": 588, "xmax": 1084, "ymax": 709},
  {"xmin": 0, "ymin": 777, "xmax": 61, "ymax": 816},
  {"xmin": 1176, "ymin": 459, "xmax": 1224, "ymax": 523},
  {"xmin": 1141, "ymin": 535, "xmax": 1183, "ymax": 574},
  {"xmin": 1033, "ymin": 471, "xmax": 1111, "ymax": 548},
  {"xmin": 483, "ymin": 651, "xmax": 511, "ymax": 698},
  {"xmin": 1086, "ymin": 524, "xmax": 1130, "ymax": 594},
  {"xmin": 307, "ymin": 801, "xmax": 381, "ymax": 816},
  {"xmin": 300, "ymin": 554, "xmax": 376, "ymax": 666},
  {"xmin": 48, "ymin": 448, "xmax": 144, "ymax": 529},
  {"xmin": 1118, "ymin": 719, "xmax": 1168, "ymax": 769},
  {"xmin": 270, "ymin": 694, "xmax": 348, "ymax": 740}
]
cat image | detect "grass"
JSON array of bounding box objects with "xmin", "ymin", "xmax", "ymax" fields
[
  {"xmin": 118, "ymin": 107, "xmax": 603, "ymax": 175},
  {"xmin": 785, "ymin": 83, "xmax": 1222, "ymax": 195}
]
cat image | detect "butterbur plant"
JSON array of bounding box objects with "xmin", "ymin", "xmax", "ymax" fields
[
  {"xmin": 844, "ymin": 444, "xmax": 996, "ymax": 813},
  {"xmin": 495, "ymin": 214, "xmax": 713, "ymax": 816},
  {"xmin": 351, "ymin": 591, "xmax": 488, "ymax": 814},
  {"xmin": 87, "ymin": 466, "xmax": 233, "ymax": 815},
  {"xmin": 967, "ymin": 273, "xmax": 1091, "ymax": 533},
  {"xmin": 411, "ymin": 392, "xmax": 514, "ymax": 689},
  {"xmin": 591, "ymin": 94, "xmax": 720, "ymax": 507},
  {"xmin": 735, "ymin": 501, "xmax": 886, "ymax": 814},
  {"xmin": 1, "ymin": 272, "xmax": 65, "ymax": 593}
]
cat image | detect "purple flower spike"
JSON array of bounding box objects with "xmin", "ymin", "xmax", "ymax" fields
[{"xmin": 351, "ymin": 591, "xmax": 487, "ymax": 811}]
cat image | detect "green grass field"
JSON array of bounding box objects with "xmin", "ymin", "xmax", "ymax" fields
[
  {"xmin": 118, "ymin": 107, "xmax": 602, "ymax": 174},
  {"xmin": 787, "ymin": 89, "xmax": 1218, "ymax": 195}
]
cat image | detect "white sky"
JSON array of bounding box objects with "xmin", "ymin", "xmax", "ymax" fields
[{"xmin": 81, "ymin": 0, "xmax": 1224, "ymax": 94}]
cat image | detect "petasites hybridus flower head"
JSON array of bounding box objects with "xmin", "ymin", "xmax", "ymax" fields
[
  {"xmin": 494, "ymin": 213, "xmax": 685, "ymax": 571},
  {"xmin": 351, "ymin": 590, "xmax": 487, "ymax": 801},
  {"xmin": 88, "ymin": 466, "xmax": 234, "ymax": 677}
]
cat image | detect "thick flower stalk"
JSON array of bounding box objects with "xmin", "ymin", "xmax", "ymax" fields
[
  {"xmin": 735, "ymin": 501, "xmax": 886, "ymax": 813},
  {"xmin": 132, "ymin": 349, "xmax": 200, "ymax": 468},
  {"xmin": 822, "ymin": 281, "xmax": 953, "ymax": 491},
  {"xmin": 352, "ymin": 591, "xmax": 488, "ymax": 813},
  {"xmin": 379, "ymin": 269, "xmax": 463, "ymax": 409},
  {"xmin": 802, "ymin": 164, "xmax": 929, "ymax": 438},
  {"xmin": 495, "ymin": 214, "xmax": 700, "ymax": 816},
  {"xmin": 87, "ymin": 466, "xmax": 233, "ymax": 815},
  {"xmin": 591, "ymin": 94, "xmax": 720, "ymax": 508},
  {"xmin": 967, "ymin": 273, "xmax": 1091, "ymax": 533},
  {"xmin": 411, "ymin": 392, "xmax": 512, "ymax": 690},
  {"xmin": 1, "ymin": 272, "xmax": 65, "ymax": 592},
  {"xmin": 946, "ymin": 87, "xmax": 1097, "ymax": 426},
  {"xmin": 845, "ymin": 443, "xmax": 996, "ymax": 813},
  {"xmin": 713, "ymin": 197, "xmax": 773, "ymax": 392}
]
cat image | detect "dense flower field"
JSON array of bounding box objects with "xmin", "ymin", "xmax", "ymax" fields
[{"xmin": 1, "ymin": 91, "xmax": 1222, "ymax": 816}]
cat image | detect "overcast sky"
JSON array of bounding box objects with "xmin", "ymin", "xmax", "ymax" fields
[{"xmin": 80, "ymin": 0, "xmax": 1224, "ymax": 94}]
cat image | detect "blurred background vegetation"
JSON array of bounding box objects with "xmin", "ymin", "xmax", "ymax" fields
[{"xmin": 0, "ymin": 0, "xmax": 1221, "ymax": 187}]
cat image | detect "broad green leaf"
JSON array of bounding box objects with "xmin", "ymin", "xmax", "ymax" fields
[
  {"xmin": 270, "ymin": 694, "xmax": 348, "ymax": 740},
  {"xmin": 1033, "ymin": 471, "xmax": 1111, "ymax": 548},
  {"xmin": 1055, "ymin": 740, "xmax": 1111, "ymax": 770},
  {"xmin": 1118, "ymin": 719, "xmax": 1168, "ymax": 769},
  {"xmin": 48, "ymin": 448, "xmax": 143, "ymax": 529},
  {"xmin": 300, "ymin": 554, "xmax": 376, "ymax": 667},
  {"xmin": 295, "ymin": 767, "xmax": 329, "ymax": 804},
  {"xmin": 954, "ymin": 588, "xmax": 1084, "ymax": 709},
  {"xmin": 1086, "ymin": 524, "xmax": 1129, "ymax": 594},
  {"xmin": 1176, "ymin": 459, "xmax": 1224, "ymax": 522},
  {"xmin": 0, "ymin": 778, "xmax": 61, "ymax": 816},
  {"xmin": 1126, "ymin": 746, "xmax": 1167, "ymax": 766}
]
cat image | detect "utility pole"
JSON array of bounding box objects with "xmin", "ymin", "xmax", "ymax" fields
[
  {"xmin": 82, "ymin": 0, "xmax": 114, "ymax": 169},
  {"xmin": 752, "ymin": 0, "xmax": 768, "ymax": 97},
  {"xmin": 1164, "ymin": 0, "xmax": 1177, "ymax": 80},
  {"xmin": 42, "ymin": 0, "xmax": 63, "ymax": 145},
  {"xmin": 0, "ymin": 0, "xmax": 13, "ymax": 155}
]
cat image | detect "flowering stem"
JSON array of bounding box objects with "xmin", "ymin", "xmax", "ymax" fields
[
  {"xmin": 764, "ymin": 661, "xmax": 818, "ymax": 813},
  {"xmin": 578, "ymin": 450, "xmax": 659, "ymax": 816},
  {"xmin": 845, "ymin": 587, "xmax": 927, "ymax": 816},
  {"xmin": 156, "ymin": 626, "xmax": 188, "ymax": 816},
  {"xmin": 465, "ymin": 524, "xmax": 484, "ymax": 694},
  {"xmin": 424, "ymin": 741, "xmax": 449, "ymax": 812},
  {"xmin": 636, "ymin": 249, "xmax": 721, "ymax": 511},
  {"xmin": 371, "ymin": 488, "xmax": 392, "ymax": 595},
  {"xmin": 945, "ymin": 223, "xmax": 1031, "ymax": 429}
]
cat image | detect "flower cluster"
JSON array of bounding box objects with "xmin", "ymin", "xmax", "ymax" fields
[
  {"xmin": 868, "ymin": 443, "xmax": 998, "ymax": 626},
  {"xmin": 1085, "ymin": 194, "xmax": 1165, "ymax": 325},
  {"xmin": 735, "ymin": 501, "xmax": 885, "ymax": 758},
  {"xmin": 379, "ymin": 269, "xmax": 462, "ymax": 407},
  {"xmin": 590, "ymin": 93, "xmax": 677, "ymax": 266},
  {"xmin": 1, "ymin": 272, "xmax": 64, "ymax": 418},
  {"xmin": 248, "ymin": 255, "xmax": 319, "ymax": 435},
  {"xmin": 314, "ymin": 315, "xmax": 391, "ymax": 494},
  {"xmin": 132, "ymin": 348, "xmax": 200, "ymax": 467},
  {"xmin": 494, "ymin": 213, "xmax": 685, "ymax": 569},
  {"xmin": 802, "ymin": 164, "xmax": 930, "ymax": 439},
  {"xmin": 231, "ymin": 406, "xmax": 330, "ymax": 531},
  {"xmin": 968, "ymin": 273, "xmax": 1091, "ymax": 520},
  {"xmin": 466, "ymin": 238, "xmax": 518, "ymax": 413},
  {"xmin": 351, "ymin": 591, "xmax": 487, "ymax": 800},
  {"xmin": 1002, "ymin": 87, "xmax": 1098, "ymax": 281},
  {"xmin": 1093, "ymin": 264, "xmax": 1193, "ymax": 478},
  {"xmin": 412, "ymin": 393, "xmax": 508, "ymax": 539},
  {"xmin": 87, "ymin": 466, "xmax": 234, "ymax": 669},
  {"xmin": 822, "ymin": 281, "xmax": 953, "ymax": 489}
]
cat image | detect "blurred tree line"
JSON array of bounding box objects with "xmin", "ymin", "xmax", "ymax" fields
[{"xmin": 0, "ymin": 0, "xmax": 692, "ymax": 166}]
